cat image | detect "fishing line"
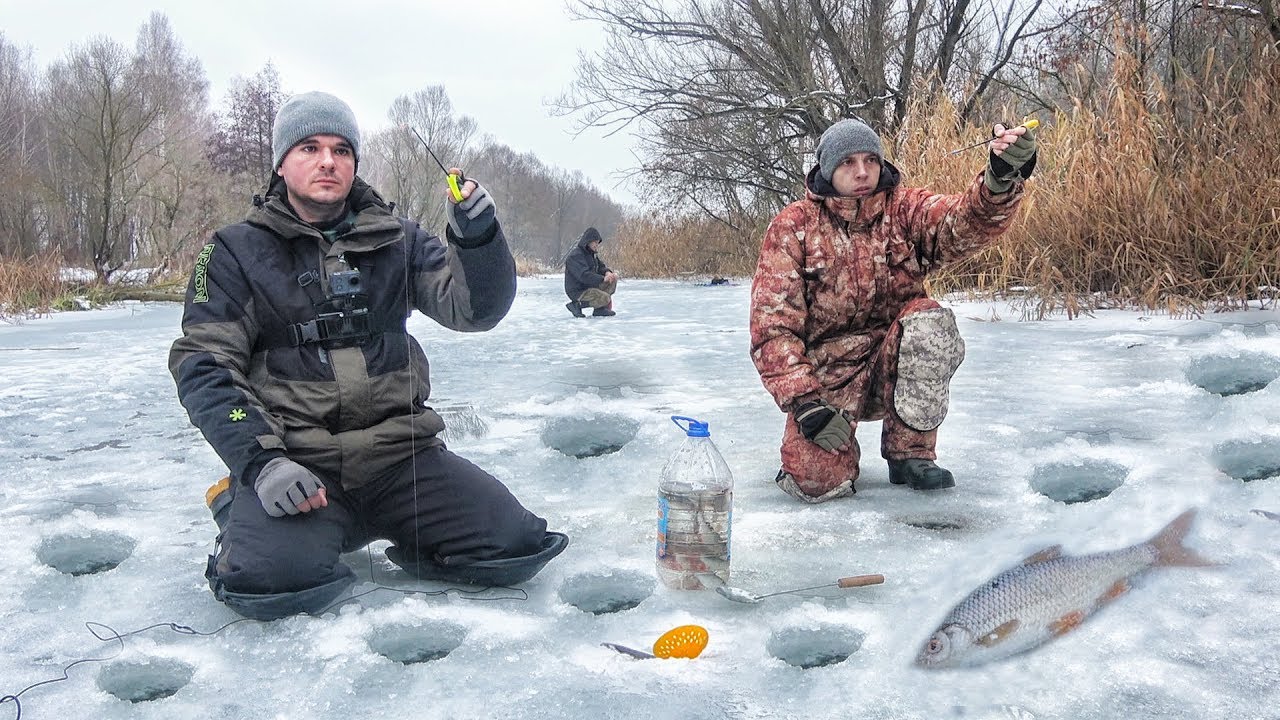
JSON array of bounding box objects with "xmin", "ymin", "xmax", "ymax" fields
[
  {"xmin": 0, "ymin": 544, "xmax": 525, "ymax": 720},
  {"xmin": 1, "ymin": 538, "xmax": 519, "ymax": 717},
  {"xmin": 399, "ymin": 175, "xmax": 424, "ymax": 580}
]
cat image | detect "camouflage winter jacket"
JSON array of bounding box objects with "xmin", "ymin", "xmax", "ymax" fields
[
  {"xmin": 169, "ymin": 175, "xmax": 516, "ymax": 490},
  {"xmin": 749, "ymin": 163, "xmax": 1025, "ymax": 412}
]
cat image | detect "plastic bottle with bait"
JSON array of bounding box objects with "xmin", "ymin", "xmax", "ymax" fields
[{"xmin": 656, "ymin": 416, "xmax": 733, "ymax": 590}]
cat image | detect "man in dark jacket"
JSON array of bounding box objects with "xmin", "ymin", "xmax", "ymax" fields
[
  {"xmin": 563, "ymin": 227, "xmax": 618, "ymax": 317},
  {"xmin": 170, "ymin": 91, "xmax": 567, "ymax": 620}
]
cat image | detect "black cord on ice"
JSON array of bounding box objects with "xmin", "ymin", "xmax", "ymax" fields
[{"xmin": 0, "ymin": 564, "xmax": 526, "ymax": 720}]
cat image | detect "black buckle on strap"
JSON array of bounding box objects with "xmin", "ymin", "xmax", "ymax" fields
[{"xmin": 287, "ymin": 309, "xmax": 373, "ymax": 348}]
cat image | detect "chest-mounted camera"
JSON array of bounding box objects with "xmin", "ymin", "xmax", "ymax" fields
[{"xmin": 329, "ymin": 269, "xmax": 363, "ymax": 296}]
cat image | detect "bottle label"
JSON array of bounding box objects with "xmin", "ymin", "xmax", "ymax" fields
[{"xmin": 656, "ymin": 495, "xmax": 669, "ymax": 558}]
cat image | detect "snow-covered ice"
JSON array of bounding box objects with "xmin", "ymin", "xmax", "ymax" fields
[{"xmin": 1, "ymin": 276, "xmax": 1278, "ymax": 719}]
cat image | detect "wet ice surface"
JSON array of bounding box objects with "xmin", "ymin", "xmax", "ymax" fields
[{"xmin": 1, "ymin": 276, "xmax": 1278, "ymax": 719}]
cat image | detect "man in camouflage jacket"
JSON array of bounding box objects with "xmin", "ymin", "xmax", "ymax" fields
[
  {"xmin": 749, "ymin": 117, "xmax": 1037, "ymax": 503},
  {"xmin": 170, "ymin": 92, "xmax": 566, "ymax": 619}
]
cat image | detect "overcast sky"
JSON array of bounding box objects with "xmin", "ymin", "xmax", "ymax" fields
[{"xmin": 1, "ymin": 0, "xmax": 643, "ymax": 206}]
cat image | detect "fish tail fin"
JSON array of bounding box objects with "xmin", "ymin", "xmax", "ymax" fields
[{"xmin": 1149, "ymin": 509, "xmax": 1215, "ymax": 567}]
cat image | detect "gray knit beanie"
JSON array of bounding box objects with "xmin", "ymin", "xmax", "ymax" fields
[
  {"xmin": 271, "ymin": 91, "xmax": 361, "ymax": 170},
  {"xmin": 816, "ymin": 118, "xmax": 884, "ymax": 182}
]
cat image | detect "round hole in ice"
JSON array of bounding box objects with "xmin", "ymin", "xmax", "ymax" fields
[
  {"xmin": 558, "ymin": 569, "xmax": 654, "ymax": 614},
  {"xmin": 1186, "ymin": 352, "xmax": 1280, "ymax": 397},
  {"xmin": 96, "ymin": 657, "xmax": 194, "ymax": 703},
  {"xmin": 1212, "ymin": 438, "xmax": 1280, "ymax": 482},
  {"xmin": 36, "ymin": 530, "xmax": 137, "ymax": 575},
  {"xmin": 1029, "ymin": 459, "xmax": 1128, "ymax": 504},
  {"xmin": 367, "ymin": 620, "xmax": 468, "ymax": 664},
  {"xmin": 766, "ymin": 624, "xmax": 865, "ymax": 669},
  {"xmin": 540, "ymin": 414, "xmax": 639, "ymax": 458}
]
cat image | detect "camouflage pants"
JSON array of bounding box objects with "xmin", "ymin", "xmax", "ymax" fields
[
  {"xmin": 576, "ymin": 276, "xmax": 617, "ymax": 309},
  {"xmin": 779, "ymin": 297, "xmax": 955, "ymax": 499}
]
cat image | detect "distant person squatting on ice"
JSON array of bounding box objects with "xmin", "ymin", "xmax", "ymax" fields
[{"xmin": 563, "ymin": 226, "xmax": 618, "ymax": 317}]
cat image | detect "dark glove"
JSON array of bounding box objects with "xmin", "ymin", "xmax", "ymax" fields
[
  {"xmin": 254, "ymin": 457, "xmax": 325, "ymax": 517},
  {"xmin": 794, "ymin": 401, "xmax": 852, "ymax": 452},
  {"xmin": 985, "ymin": 125, "xmax": 1038, "ymax": 194},
  {"xmin": 447, "ymin": 181, "xmax": 497, "ymax": 240}
]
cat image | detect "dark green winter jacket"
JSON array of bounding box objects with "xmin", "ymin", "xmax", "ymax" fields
[{"xmin": 169, "ymin": 175, "xmax": 516, "ymax": 489}]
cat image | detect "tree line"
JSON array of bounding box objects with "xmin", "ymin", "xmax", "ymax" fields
[
  {"xmin": 2, "ymin": 2, "xmax": 1277, "ymax": 311},
  {"xmin": 0, "ymin": 12, "xmax": 624, "ymax": 282}
]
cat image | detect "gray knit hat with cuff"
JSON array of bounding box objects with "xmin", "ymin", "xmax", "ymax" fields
[
  {"xmin": 816, "ymin": 118, "xmax": 884, "ymax": 182},
  {"xmin": 271, "ymin": 91, "xmax": 361, "ymax": 170}
]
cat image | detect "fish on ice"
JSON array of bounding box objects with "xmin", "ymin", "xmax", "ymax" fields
[{"xmin": 916, "ymin": 509, "xmax": 1212, "ymax": 669}]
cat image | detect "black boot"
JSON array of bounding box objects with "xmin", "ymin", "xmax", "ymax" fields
[
  {"xmin": 565, "ymin": 301, "xmax": 585, "ymax": 318},
  {"xmin": 592, "ymin": 306, "xmax": 616, "ymax": 317},
  {"xmin": 888, "ymin": 459, "xmax": 955, "ymax": 490}
]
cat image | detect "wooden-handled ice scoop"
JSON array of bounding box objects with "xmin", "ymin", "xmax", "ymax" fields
[{"xmin": 715, "ymin": 574, "xmax": 885, "ymax": 603}]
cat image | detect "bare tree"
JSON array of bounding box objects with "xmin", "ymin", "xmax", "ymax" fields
[
  {"xmin": 0, "ymin": 34, "xmax": 45, "ymax": 257},
  {"xmin": 41, "ymin": 15, "xmax": 216, "ymax": 282},
  {"xmin": 467, "ymin": 140, "xmax": 624, "ymax": 266},
  {"xmin": 130, "ymin": 13, "xmax": 220, "ymax": 276},
  {"xmin": 44, "ymin": 37, "xmax": 156, "ymax": 280},
  {"xmin": 556, "ymin": 0, "xmax": 1051, "ymax": 226},
  {"xmin": 208, "ymin": 62, "xmax": 287, "ymax": 191},
  {"xmin": 363, "ymin": 86, "xmax": 478, "ymax": 233}
]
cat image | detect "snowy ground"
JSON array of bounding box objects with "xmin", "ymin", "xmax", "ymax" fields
[{"xmin": 1, "ymin": 275, "xmax": 1278, "ymax": 719}]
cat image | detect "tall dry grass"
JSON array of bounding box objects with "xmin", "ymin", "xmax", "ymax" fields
[
  {"xmin": 514, "ymin": 254, "xmax": 551, "ymax": 277},
  {"xmin": 910, "ymin": 52, "xmax": 1280, "ymax": 316},
  {"xmin": 0, "ymin": 251, "xmax": 67, "ymax": 320},
  {"xmin": 611, "ymin": 212, "xmax": 760, "ymax": 278}
]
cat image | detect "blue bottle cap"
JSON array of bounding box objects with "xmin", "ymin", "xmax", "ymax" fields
[{"xmin": 670, "ymin": 416, "xmax": 710, "ymax": 437}]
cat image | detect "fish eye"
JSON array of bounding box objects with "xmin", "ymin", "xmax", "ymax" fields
[{"xmin": 926, "ymin": 632, "xmax": 950, "ymax": 657}]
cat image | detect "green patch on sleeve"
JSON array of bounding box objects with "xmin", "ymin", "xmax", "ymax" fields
[{"xmin": 193, "ymin": 243, "xmax": 216, "ymax": 303}]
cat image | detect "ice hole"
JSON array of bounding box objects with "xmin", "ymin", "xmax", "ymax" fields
[
  {"xmin": 1212, "ymin": 438, "xmax": 1280, "ymax": 482},
  {"xmin": 1029, "ymin": 459, "xmax": 1128, "ymax": 504},
  {"xmin": 96, "ymin": 657, "xmax": 194, "ymax": 703},
  {"xmin": 558, "ymin": 569, "xmax": 654, "ymax": 614},
  {"xmin": 36, "ymin": 530, "xmax": 136, "ymax": 575},
  {"xmin": 1186, "ymin": 353, "xmax": 1280, "ymax": 396},
  {"xmin": 367, "ymin": 620, "xmax": 468, "ymax": 664},
  {"xmin": 540, "ymin": 414, "xmax": 639, "ymax": 458},
  {"xmin": 766, "ymin": 624, "xmax": 865, "ymax": 669}
]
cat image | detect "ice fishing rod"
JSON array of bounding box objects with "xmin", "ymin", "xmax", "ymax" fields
[
  {"xmin": 402, "ymin": 124, "xmax": 465, "ymax": 202},
  {"xmin": 948, "ymin": 117, "xmax": 1040, "ymax": 156}
]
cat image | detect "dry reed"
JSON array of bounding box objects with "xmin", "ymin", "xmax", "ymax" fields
[{"xmin": 0, "ymin": 251, "xmax": 67, "ymax": 320}]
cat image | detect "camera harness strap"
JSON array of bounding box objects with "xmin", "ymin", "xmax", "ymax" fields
[{"xmin": 284, "ymin": 239, "xmax": 376, "ymax": 349}]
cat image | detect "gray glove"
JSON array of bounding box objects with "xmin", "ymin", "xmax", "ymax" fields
[
  {"xmin": 794, "ymin": 401, "xmax": 852, "ymax": 452},
  {"xmin": 254, "ymin": 457, "xmax": 325, "ymax": 517},
  {"xmin": 447, "ymin": 181, "xmax": 497, "ymax": 240},
  {"xmin": 984, "ymin": 125, "xmax": 1038, "ymax": 194}
]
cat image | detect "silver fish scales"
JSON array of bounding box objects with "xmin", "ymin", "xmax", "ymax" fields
[{"xmin": 916, "ymin": 509, "xmax": 1212, "ymax": 668}]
